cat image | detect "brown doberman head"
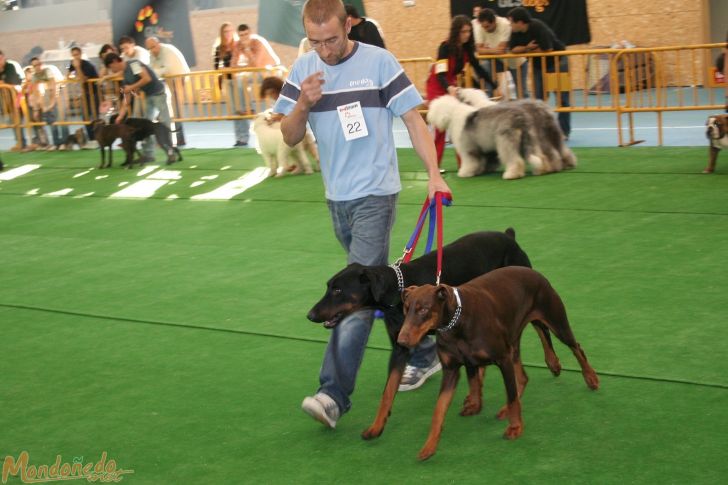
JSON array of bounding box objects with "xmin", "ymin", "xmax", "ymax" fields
[{"xmin": 398, "ymin": 284, "xmax": 457, "ymax": 348}]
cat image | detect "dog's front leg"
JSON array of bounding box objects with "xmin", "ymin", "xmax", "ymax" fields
[
  {"xmin": 418, "ymin": 366, "xmax": 460, "ymax": 461},
  {"xmin": 460, "ymin": 364, "xmax": 485, "ymax": 416},
  {"xmin": 361, "ymin": 345, "xmax": 409, "ymax": 440},
  {"xmin": 497, "ymin": 357, "xmax": 523, "ymax": 440},
  {"xmin": 704, "ymin": 145, "xmax": 719, "ymax": 173}
]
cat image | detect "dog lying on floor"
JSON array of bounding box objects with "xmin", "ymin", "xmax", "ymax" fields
[
  {"xmin": 398, "ymin": 266, "xmax": 599, "ymax": 461},
  {"xmin": 253, "ymin": 109, "xmax": 314, "ymax": 177},
  {"xmin": 427, "ymin": 95, "xmax": 545, "ymax": 179},
  {"xmin": 307, "ymin": 229, "xmax": 564, "ymax": 436},
  {"xmin": 704, "ymin": 114, "xmax": 728, "ymax": 173},
  {"xmin": 456, "ymin": 88, "xmax": 577, "ymax": 173}
]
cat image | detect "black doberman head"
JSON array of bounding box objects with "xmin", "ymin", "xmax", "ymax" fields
[{"xmin": 307, "ymin": 263, "xmax": 399, "ymax": 329}]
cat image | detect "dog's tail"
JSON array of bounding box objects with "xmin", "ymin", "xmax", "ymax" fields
[{"xmin": 505, "ymin": 227, "xmax": 516, "ymax": 239}]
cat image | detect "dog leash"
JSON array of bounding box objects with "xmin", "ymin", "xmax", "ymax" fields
[{"xmin": 395, "ymin": 191, "xmax": 453, "ymax": 285}]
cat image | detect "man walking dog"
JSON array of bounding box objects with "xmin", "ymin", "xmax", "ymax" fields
[
  {"xmin": 103, "ymin": 52, "xmax": 171, "ymax": 164},
  {"xmin": 275, "ymin": 0, "xmax": 451, "ymax": 428}
]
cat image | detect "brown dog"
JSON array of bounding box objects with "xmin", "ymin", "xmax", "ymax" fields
[
  {"xmin": 398, "ymin": 266, "xmax": 599, "ymax": 461},
  {"xmin": 704, "ymin": 114, "xmax": 728, "ymax": 173},
  {"xmin": 92, "ymin": 120, "xmax": 136, "ymax": 169}
]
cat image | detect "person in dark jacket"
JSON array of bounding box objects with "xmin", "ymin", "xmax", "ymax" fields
[
  {"xmin": 67, "ymin": 46, "xmax": 100, "ymax": 142},
  {"xmin": 344, "ymin": 4, "xmax": 385, "ymax": 49}
]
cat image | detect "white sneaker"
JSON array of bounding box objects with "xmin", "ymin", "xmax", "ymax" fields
[
  {"xmin": 398, "ymin": 359, "xmax": 442, "ymax": 392},
  {"xmin": 301, "ymin": 393, "xmax": 340, "ymax": 428}
]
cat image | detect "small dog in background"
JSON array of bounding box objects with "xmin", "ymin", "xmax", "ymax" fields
[
  {"xmin": 704, "ymin": 114, "xmax": 728, "ymax": 173},
  {"xmin": 255, "ymin": 76, "xmax": 318, "ymax": 177},
  {"xmin": 62, "ymin": 128, "xmax": 88, "ymax": 150},
  {"xmin": 253, "ymin": 110, "xmax": 314, "ymax": 176}
]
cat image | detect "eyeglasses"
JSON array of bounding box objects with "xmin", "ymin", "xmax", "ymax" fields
[{"xmin": 309, "ymin": 36, "xmax": 341, "ymax": 51}]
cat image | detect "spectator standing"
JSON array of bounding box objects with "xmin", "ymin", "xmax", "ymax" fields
[
  {"xmin": 425, "ymin": 15, "xmax": 496, "ymax": 166},
  {"xmin": 344, "ymin": 4, "xmax": 385, "ymax": 48},
  {"xmin": 474, "ymin": 8, "xmax": 527, "ymax": 98},
  {"xmin": 67, "ymin": 46, "xmax": 99, "ymax": 145},
  {"xmin": 237, "ymin": 24, "xmax": 281, "ymax": 68},
  {"xmin": 275, "ymin": 0, "xmax": 450, "ymax": 429},
  {"xmin": 145, "ymin": 36, "xmax": 190, "ymax": 146},
  {"xmin": 508, "ymin": 6, "xmax": 571, "ymax": 138},
  {"xmin": 0, "ymin": 50, "xmax": 27, "ymax": 151},
  {"xmin": 30, "ymin": 57, "xmax": 69, "ymax": 151},
  {"xmin": 213, "ymin": 22, "xmax": 249, "ymax": 147},
  {"xmin": 23, "ymin": 65, "xmax": 50, "ymax": 150},
  {"xmin": 103, "ymin": 52, "xmax": 170, "ymax": 164},
  {"xmin": 119, "ymin": 36, "xmax": 151, "ymax": 65}
]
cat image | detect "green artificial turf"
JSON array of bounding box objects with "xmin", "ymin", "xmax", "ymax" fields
[{"xmin": 1, "ymin": 146, "xmax": 727, "ymax": 484}]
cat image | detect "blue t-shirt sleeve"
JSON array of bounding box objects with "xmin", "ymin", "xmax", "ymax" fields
[
  {"xmin": 379, "ymin": 51, "xmax": 422, "ymax": 117},
  {"xmin": 273, "ymin": 64, "xmax": 302, "ymax": 115}
]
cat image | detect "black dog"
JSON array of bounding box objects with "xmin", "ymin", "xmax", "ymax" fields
[
  {"xmin": 123, "ymin": 117, "xmax": 182, "ymax": 166},
  {"xmin": 92, "ymin": 119, "xmax": 136, "ymax": 169},
  {"xmin": 307, "ymin": 229, "xmax": 563, "ymax": 440}
]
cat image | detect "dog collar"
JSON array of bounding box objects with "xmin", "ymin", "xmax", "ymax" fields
[
  {"xmin": 437, "ymin": 288, "xmax": 462, "ymax": 333},
  {"xmin": 389, "ymin": 263, "xmax": 404, "ymax": 293}
]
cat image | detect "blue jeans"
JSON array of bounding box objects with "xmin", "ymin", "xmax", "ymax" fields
[
  {"xmin": 318, "ymin": 194, "xmax": 437, "ymax": 414},
  {"xmin": 41, "ymin": 106, "xmax": 69, "ymax": 147},
  {"xmin": 228, "ymin": 78, "xmax": 252, "ymax": 144},
  {"xmin": 142, "ymin": 92, "xmax": 171, "ymax": 159},
  {"xmin": 532, "ymin": 56, "xmax": 571, "ymax": 137}
]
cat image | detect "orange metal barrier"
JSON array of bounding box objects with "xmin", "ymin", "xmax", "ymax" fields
[
  {"xmin": 475, "ymin": 43, "xmax": 726, "ymax": 146},
  {"xmin": 3, "ymin": 45, "xmax": 726, "ymax": 149}
]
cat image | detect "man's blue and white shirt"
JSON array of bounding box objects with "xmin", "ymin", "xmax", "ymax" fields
[{"xmin": 274, "ymin": 42, "xmax": 423, "ymax": 201}]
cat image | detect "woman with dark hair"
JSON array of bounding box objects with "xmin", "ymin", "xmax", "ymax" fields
[{"xmin": 426, "ymin": 15, "xmax": 496, "ymax": 166}]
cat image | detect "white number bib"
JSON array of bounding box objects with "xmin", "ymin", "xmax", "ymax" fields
[{"xmin": 337, "ymin": 101, "xmax": 369, "ymax": 141}]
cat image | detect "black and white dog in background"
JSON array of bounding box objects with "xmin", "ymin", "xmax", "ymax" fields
[
  {"xmin": 456, "ymin": 88, "xmax": 577, "ymax": 174},
  {"xmin": 427, "ymin": 94, "xmax": 546, "ymax": 179}
]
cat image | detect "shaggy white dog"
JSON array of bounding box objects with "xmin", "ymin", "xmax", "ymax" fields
[
  {"xmin": 427, "ymin": 95, "xmax": 544, "ymax": 179},
  {"xmin": 456, "ymin": 88, "xmax": 577, "ymax": 173},
  {"xmin": 253, "ymin": 110, "xmax": 314, "ymax": 177}
]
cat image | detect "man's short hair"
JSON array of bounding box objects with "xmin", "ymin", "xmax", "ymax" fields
[
  {"xmin": 0, "ymin": 50, "xmax": 5, "ymax": 56},
  {"xmin": 237, "ymin": 24, "xmax": 249, "ymax": 32},
  {"xmin": 118, "ymin": 35, "xmax": 134, "ymax": 45},
  {"xmin": 303, "ymin": 0, "xmax": 347, "ymax": 26},
  {"xmin": 478, "ymin": 8, "xmax": 496, "ymax": 24},
  {"xmin": 103, "ymin": 52, "xmax": 122, "ymax": 67},
  {"xmin": 70, "ymin": 46, "xmax": 82, "ymax": 54},
  {"xmin": 344, "ymin": 4, "xmax": 360, "ymax": 18},
  {"xmin": 30, "ymin": 56, "xmax": 39, "ymax": 63},
  {"xmin": 508, "ymin": 7, "xmax": 531, "ymax": 24}
]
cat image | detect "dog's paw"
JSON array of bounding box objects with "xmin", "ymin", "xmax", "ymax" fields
[
  {"xmin": 361, "ymin": 426, "xmax": 383, "ymax": 440},
  {"xmin": 459, "ymin": 396, "xmax": 482, "ymax": 416},
  {"xmin": 503, "ymin": 423, "xmax": 523, "ymax": 440},
  {"xmin": 417, "ymin": 446, "xmax": 437, "ymax": 461}
]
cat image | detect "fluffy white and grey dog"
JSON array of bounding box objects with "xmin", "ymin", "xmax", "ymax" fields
[
  {"xmin": 456, "ymin": 88, "xmax": 577, "ymax": 173},
  {"xmin": 427, "ymin": 94, "xmax": 544, "ymax": 179},
  {"xmin": 253, "ymin": 109, "xmax": 313, "ymax": 177}
]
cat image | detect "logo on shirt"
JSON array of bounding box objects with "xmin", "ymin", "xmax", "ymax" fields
[{"xmin": 349, "ymin": 78, "xmax": 374, "ymax": 88}]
